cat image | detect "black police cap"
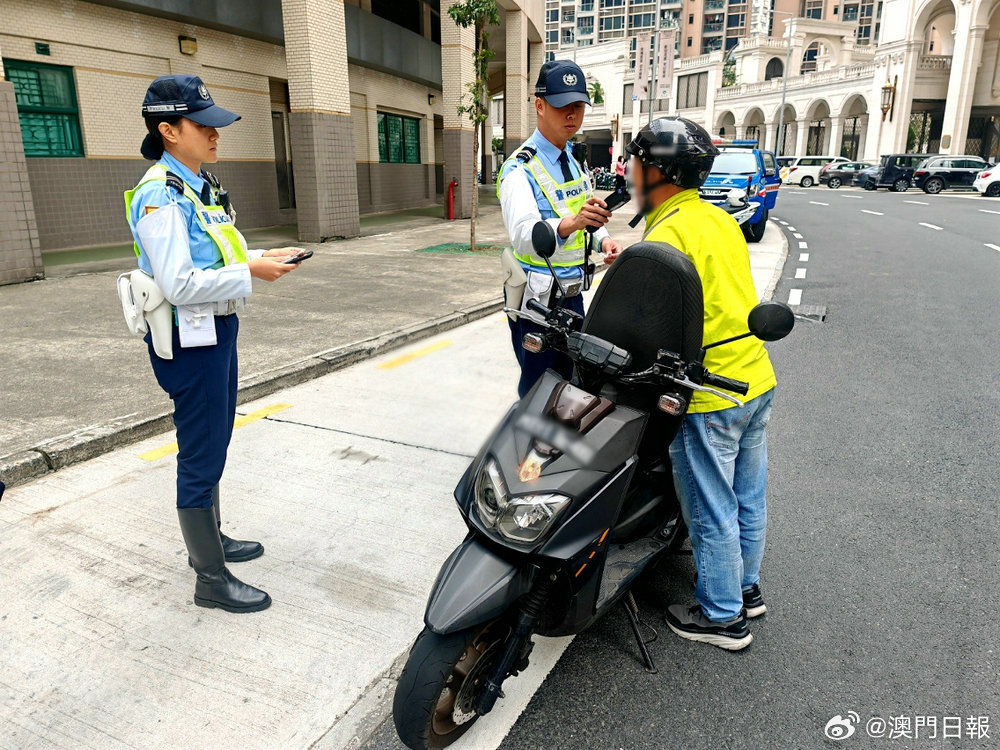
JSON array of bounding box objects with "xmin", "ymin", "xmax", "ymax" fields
[{"xmin": 142, "ymin": 75, "xmax": 240, "ymax": 128}]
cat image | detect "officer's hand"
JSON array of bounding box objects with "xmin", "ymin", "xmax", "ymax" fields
[
  {"xmin": 576, "ymin": 197, "xmax": 612, "ymax": 232},
  {"xmin": 249, "ymin": 257, "xmax": 297, "ymax": 282},
  {"xmin": 263, "ymin": 247, "xmax": 305, "ymax": 259},
  {"xmin": 601, "ymin": 238, "xmax": 624, "ymax": 264}
]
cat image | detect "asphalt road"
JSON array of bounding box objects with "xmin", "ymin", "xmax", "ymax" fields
[{"xmin": 366, "ymin": 187, "xmax": 1000, "ymax": 749}]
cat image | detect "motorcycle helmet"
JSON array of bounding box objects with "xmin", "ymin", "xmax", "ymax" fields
[{"xmin": 625, "ymin": 116, "xmax": 719, "ymax": 190}]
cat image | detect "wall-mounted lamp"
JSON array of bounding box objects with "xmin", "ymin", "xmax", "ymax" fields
[
  {"xmin": 178, "ymin": 36, "xmax": 198, "ymax": 56},
  {"xmin": 428, "ymin": 93, "xmax": 436, "ymax": 105},
  {"xmin": 880, "ymin": 75, "xmax": 897, "ymax": 122}
]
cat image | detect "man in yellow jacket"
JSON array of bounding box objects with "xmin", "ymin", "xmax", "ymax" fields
[{"xmin": 625, "ymin": 118, "xmax": 777, "ymax": 651}]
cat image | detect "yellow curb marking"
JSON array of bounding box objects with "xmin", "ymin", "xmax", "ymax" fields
[
  {"xmin": 376, "ymin": 340, "xmax": 453, "ymax": 370},
  {"xmin": 139, "ymin": 403, "xmax": 292, "ymax": 461}
]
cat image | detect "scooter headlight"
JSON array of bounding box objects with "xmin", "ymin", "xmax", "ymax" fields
[
  {"xmin": 497, "ymin": 493, "xmax": 571, "ymax": 543},
  {"xmin": 474, "ymin": 459, "xmax": 508, "ymax": 526}
]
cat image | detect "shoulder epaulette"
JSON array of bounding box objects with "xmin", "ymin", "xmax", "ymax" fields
[
  {"xmin": 202, "ymin": 170, "xmax": 221, "ymax": 189},
  {"xmin": 164, "ymin": 171, "xmax": 185, "ymax": 194},
  {"xmin": 515, "ymin": 146, "xmax": 537, "ymax": 164}
]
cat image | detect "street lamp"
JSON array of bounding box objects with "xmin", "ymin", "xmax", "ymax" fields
[{"xmin": 880, "ymin": 76, "xmax": 897, "ymax": 122}]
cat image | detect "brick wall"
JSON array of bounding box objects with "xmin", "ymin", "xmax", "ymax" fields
[{"xmin": 0, "ymin": 80, "xmax": 42, "ymax": 285}]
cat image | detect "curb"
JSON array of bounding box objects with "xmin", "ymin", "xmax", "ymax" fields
[
  {"xmin": 0, "ymin": 298, "xmax": 504, "ymax": 492},
  {"xmin": 762, "ymin": 220, "xmax": 790, "ymax": 302}
]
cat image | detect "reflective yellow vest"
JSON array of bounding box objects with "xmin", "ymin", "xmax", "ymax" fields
[
  {"xmin": 497, "ymin": 149, "xmax": 592, "ymax": 268},
  {"xmin": 124, "ymin": 164, "xmax": 248, "ymax": 266}
]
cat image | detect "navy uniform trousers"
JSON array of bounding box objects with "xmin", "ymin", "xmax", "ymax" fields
[
  {"xmin": 507, "ymin": 292, "xmax": 585, "ymax": 398},
  {"xmin": 146, "ymin": 314, "xmax": 239, "ymax": 509}
]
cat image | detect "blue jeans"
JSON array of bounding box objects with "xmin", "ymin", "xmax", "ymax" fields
[
  {"xmin": 146, "ymin": 315, "xmax": 239, "ymax": 509},
  {"xmin": 507, "ymin": 294, "xmax": 585, "ymax": 398},
  {"xmin": 669, "ymin": 388, "xmax": 775, "ymax": 622}
]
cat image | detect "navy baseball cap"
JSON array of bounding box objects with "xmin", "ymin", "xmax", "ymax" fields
[
  {"xmin": 534, "ymin": 60, "xmax": 591, "ymax": 108},
  {"xmin": 141, "ymin": 75, "xmax": 240, "ymax": 128}
]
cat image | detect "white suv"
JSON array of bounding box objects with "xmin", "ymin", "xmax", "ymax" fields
[
  {"xmin": 973, "ymin": 167, "xmax": 1000, "ymax": 197},
  {"xmin": 780, "ymin": 155, "xmax": 850, "ymax": 187}
]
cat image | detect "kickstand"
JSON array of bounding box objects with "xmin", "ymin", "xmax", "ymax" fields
[{"xmin": 623, "ymin": 592, "xmax": 658, "ymax": 674}]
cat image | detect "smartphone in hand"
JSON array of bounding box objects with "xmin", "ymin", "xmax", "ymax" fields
[{"xmin": 282, "ymin": 250, "xmax": 314, "ymax": 264}]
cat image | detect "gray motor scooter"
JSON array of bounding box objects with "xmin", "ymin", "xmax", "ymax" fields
[{"xmin": 392, "ymin": 221, "xmax": 794, "ymax": 750}]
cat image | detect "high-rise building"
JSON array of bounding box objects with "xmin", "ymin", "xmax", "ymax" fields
[{"xmin": 544, "ymin": 0, "xmax": 882, "ymax": 61}]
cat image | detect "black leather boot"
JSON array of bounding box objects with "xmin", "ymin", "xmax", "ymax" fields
[
  {"xmin": 213, "ymin": 487, "xmax": 264, "ymax": 562},
  {"xmin": 178, "ymin": 507, "xmax": 271, "ymax": 613},
  {"xmin": 188, "ymin": 487, "xmax": 263, "ymax": 566}
]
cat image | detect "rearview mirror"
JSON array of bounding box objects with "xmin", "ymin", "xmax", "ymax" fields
[
  {"xmin": 531, "ymin": 221, "xmax": 557, "ymax": 259},
  {"xmin": 748, "ymin": 302, "xmax": 795, "ymax": 342}
]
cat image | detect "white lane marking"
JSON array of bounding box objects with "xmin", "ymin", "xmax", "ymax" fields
[
  {"xmin": 795, "ymin": 268, "xmax": 807, "ymax": 279},
  {"xmin": 919, "ymin": 222, "xmax": 943, "ymax": 230},
  {"xmin": 985, "ymin": 243, "xmax": 1000, "ymax": 252},
  {"xmin": 861, "ymin": 209, "xmax": 884, "ymax": 216},
  {"xmin": 799, "ymin": 241, "xmax": 808, "ymax": 249},
  {"xmin": 778, "ymin": 219, "xmax": 788, "ymax": 225},
  {"xmin": 458, "ymin": 636, "xmax": 574, "ymax": 750},
  {"xmin": 789, "ymin": 191, "xmax": 807, "ymax": 195},
  {"xmin": 799, "ymin": 253, "xmax": 810, "ymax": 262},
  {"xmin": 904, "ymin": 200, "xmax": 929, "ymax": 205},
  {"xmin": 788, "ymin": 288, "xmax": 802, "ymax": 305},
  {"xmin": 787, "ymin": 226, "xmax": 797, "ymax": 231},
  {"xmin": 979, "ymin": 209, "xmax": 1000, "ymax": 215},
  {"xmin": 809, "ymin": 201, "xmax": 829, "ymax": 206},
  {"xmin": 841, "ymin": 194, "xmax": 863, "ymax": 199},
  {"xmin": 793, "ymin": 232, "xmax": 803, "ymax": 239}
]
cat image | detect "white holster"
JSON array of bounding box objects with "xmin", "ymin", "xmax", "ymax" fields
[
  {"xmin": 501, "ymin": 247, "xmax": 527, "ymax": 321},
  {"xmin": 116, "ymin": 270, "xmax": 174, "ymax": 360}
]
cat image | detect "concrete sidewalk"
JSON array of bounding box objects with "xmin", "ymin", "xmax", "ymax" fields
[{"xmin": 0, "ymin": 202, "xmax": 785, "ymax": 488}]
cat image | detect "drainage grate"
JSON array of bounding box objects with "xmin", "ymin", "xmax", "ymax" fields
[{"xmin": 791, "ymin": 304, "xmax": 828, "ymax": 322}]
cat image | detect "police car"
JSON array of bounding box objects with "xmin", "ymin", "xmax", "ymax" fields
[{"xmin": 699, "ymin": 139, "xmax": 782, "ymax": 243}]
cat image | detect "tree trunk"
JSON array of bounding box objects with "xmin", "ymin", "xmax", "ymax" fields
[{"xmin": 469, "ymin": 25, "xmax": 485, "ymax": 252}]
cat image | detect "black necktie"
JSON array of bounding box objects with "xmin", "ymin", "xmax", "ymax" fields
[
  {"xmin": 558, "ymin": 152, "xmax": 575, "ymax": 183},
  {"xmin": 200, "ymin": 182, "xmax": 213, "ymax": 206}
]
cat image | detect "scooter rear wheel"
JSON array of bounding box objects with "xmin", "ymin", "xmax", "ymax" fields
[{"xmin": 393, "ymin": 622, "xmax": 504, "ymax": 749}]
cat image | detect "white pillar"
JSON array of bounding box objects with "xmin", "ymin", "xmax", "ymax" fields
[
  {"xmin": 795, "ymin": 118, "xmax": 809, "ymax": 156},
  {"xmin": 829, "ymin": 116, "xmax": 843, "ymax": 158},
  {"xmin": 504, "ymin": 9, "xmax": 530, "ymax": 155},
  {"xmin": 441, "ymin": 0, "xmax": 477, "ymax": 218},
  {"xmin": 939, "ymin": 21, "xmax": 986, "ymax": 154}
]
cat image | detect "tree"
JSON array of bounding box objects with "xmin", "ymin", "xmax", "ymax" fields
[
  {"xmin": 588, "ymin": 79, "xmax": 605, "ymax": 105},
  {"xmin": 722, "ymin": 56, "xmax": 736, "ymax": 88},
  {"xmin": 447, "ymin": 0, "xmax": 500, "ymax": 251}
]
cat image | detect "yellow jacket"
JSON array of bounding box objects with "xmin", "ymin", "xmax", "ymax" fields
[{"xmin": 643, "ymin": 189, "xmax": 776, "ymax": 413}]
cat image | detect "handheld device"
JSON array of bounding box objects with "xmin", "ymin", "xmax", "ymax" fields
[
  {"xmin": 586, "ymin": 189, "xmax": 632, "ymax": 234},
  {"xmin": 282, "ymin": 250, "xmax": 314, "ymax": 264}
]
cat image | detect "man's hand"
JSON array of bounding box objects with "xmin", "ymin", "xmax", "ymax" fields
[
  {"xmin": 248, "ymin": 257, "xmax": 297, "ymax": 281},
  {"xmin": 263, "ymin": 247, "xmax": 304, "ymax": 260},
  {"xmin": 558, "ymin": 197, "xmax": 612, "ymax": 237},
  {"xmin": 601, "ymin": 237, "xmax": 624, "ymax": 264}
]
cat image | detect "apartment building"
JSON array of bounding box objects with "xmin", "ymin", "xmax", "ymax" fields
[{"xmin": 544, "ymin": 0, "xmax": 881, "ymax": 59}]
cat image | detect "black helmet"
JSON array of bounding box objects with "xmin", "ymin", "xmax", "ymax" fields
[{"xmin": 626, "ymin": 116, "xmax": 719, "ymax": 189}]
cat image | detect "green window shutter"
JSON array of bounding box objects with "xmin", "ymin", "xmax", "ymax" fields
[
  {"xmin": 387, "ymin": 115, "xmax": 403, "ymax": 163},
  {"xmin": 403, "ymin": 117, "xmax": 420, "ymax": 164},
  {"xmin": 3, "ymin": 59, "xmax": 83, "ymax": 157},
  {"xmin": 377, "ymin": 113, "xmax": 388, "ymax": 163}
]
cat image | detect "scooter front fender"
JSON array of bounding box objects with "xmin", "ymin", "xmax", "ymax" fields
[{"xmin": 424, "ymin": 537, "xmax": 535, "ymax": 635}]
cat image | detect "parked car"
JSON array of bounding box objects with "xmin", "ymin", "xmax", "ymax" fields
[
  {"xmin": 819, "ymin": 160, "xmax": 876, "ymax": 189},
  {"xmin": 853, "ymin": 165, "xmax": 880, "ymax": 189},
  {"xmin": 858, "ymin": 154, "xmax": 933, "ymax": 192},
  {"xmin": 700, "ymin": 142, "xmax": 782, "ymax": 243},
  {"xmin": 973, "ymin": 167, "xmax": 1000, "ymax": 197},
  {"xmin": 912, "ymin": 155, "xmax": 992, "ymax": 193},
  {"xmin": 780, "ymin": 155, "xmax": 849, "ymax": 187}
]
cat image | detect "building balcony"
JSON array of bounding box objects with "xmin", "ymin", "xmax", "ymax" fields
[
  {"xmin": 703, "ymin": 22, "xmax": 724, "ymax": 32},
  {"xmin": 918, "ymin": 54, "xmax": 952, "ymax": 71},
  {"xmin": 705, "ymin": 0, "xmax": 725, "ymax": 9},
  {"xmin": 715, "ymin": 61, "xmax": 876, "ymax": 101}
]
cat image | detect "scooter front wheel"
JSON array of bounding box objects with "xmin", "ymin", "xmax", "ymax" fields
[{"xmin": 393, "ymin": 622, "xmax": 506, "ymax": 750}]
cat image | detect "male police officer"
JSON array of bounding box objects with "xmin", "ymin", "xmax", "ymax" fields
[
  {"xmin": 498, "ymin": 60, "xmax": 624, "ymax": 398},
  {"xmin": 626, "ymin": 117, "xmax": 777, "ymax": 651}
]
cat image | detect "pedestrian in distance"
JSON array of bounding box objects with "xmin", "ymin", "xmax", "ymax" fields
[
  {"xmin": 626, "ymin": 116, "xmax": 778, "ymax": 651},
  {"xmin": 122, "ymin": 75, "xmax": 308, "ymax": 614},
  {"xmin": 497, "ymin": 59, "xmax": 625, "ymax": 398},
  {"xmin": 615, "ymin": 155, "xmax": 627, "ymax": 191}
]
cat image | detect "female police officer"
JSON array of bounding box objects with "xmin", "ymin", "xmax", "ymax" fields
[{"xmin": 125, "ymin": 75, "xmax": 302, "ymax": 613}]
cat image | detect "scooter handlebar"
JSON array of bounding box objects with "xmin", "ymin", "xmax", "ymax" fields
[
  {"xmin": 526, "ymin": 299, "xmax": 550, "ymax": 316},
  {"xmin": 702, "ymin": 372, "xmax": 750, "ymax": 396}
]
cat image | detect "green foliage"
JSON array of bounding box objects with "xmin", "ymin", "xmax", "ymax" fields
[
  {"xmin": 491, "ymin": 136, "xmax": 503, "ymax": 154},
  {"xmin": 589, "ymin": 80, "xmax": 605, "ymax": 105},
  {"xmin": 722, "ymin": 57, "xmax": 736, "ymax": 88}
]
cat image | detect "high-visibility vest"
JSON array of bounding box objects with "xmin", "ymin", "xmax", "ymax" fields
[
  {"xmin": 124, "ymin": 164, "xmax": 248, "ymax": 266},
  {"xmin": 497, "ymin": 147, "xmax": 592, "ymax": 268}
]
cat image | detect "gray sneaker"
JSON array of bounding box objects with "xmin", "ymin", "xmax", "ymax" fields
[{"xmin": 664, "ymin": 604, "xmax": 753, "ymax": 651}]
